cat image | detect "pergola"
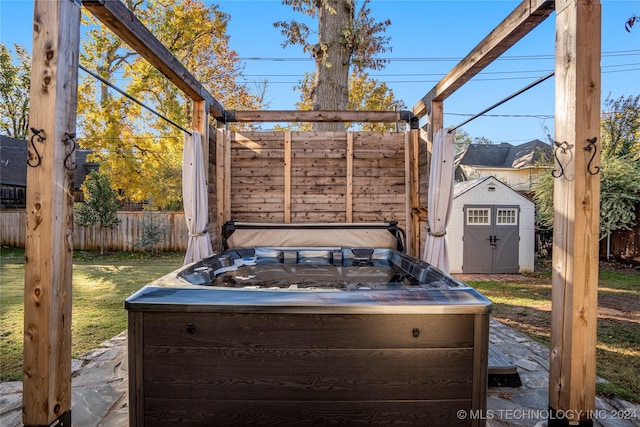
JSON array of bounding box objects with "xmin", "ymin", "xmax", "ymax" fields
[{"xmin": 23, "ymin": 0, "xmax": 600, "ymax": 425}]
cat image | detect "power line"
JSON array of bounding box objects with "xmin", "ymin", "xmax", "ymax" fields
[
  {"xmin": 446, "ymin": 113, "xmax": 554, "ymax": 119},
  {"xmin": 237, "ymin": 49, "xmax": 639, "ymax": 62},
  {"xmin": 236, "ymin": 62, "xmax": 639, "ymax": 78},
  {"xmin": 236, "ymin": 66, "xmax": 639, "ymax": 85}
]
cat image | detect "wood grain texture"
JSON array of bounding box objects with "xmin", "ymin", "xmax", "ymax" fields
[
  {"xmin": 128, "ymin": 312, "xmax": 145, "ymax": 427},
  {"xmin": 143, "ymin": 399, "xmax": 471, "ymax": 426},
  {"xmin": 23, "ymin": 1, "xmax": 80, "ymax": 424},
  {"xmin": 218, "ymin": 130, "xmax": 410, "ymax": 230},
  {"xmin": 131, "ymin": 311, "xmax": 484, "ymax": 425},
  {"xmin": 143, "ymin": 347, "xmax": 473, "ymax": 400},
  {"xmin": 143, "ymin": 312, "xmax": 475, "ymax": 348},
  {"xmin": 549, "ymin": 0, "xmax": 601, "ymax": 422},
  {"xmin": 232, "ymin": 110, "xmax": 407, "ymax": 123}
]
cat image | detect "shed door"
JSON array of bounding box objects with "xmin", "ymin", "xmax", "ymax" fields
[{"xmin": 463, "ymin": 205, "xmax": 520, "ymax": 274}]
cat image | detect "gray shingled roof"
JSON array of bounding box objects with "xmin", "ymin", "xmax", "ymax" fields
[
  {"xmin": 1, "ymin": 134, "xmax": 97, "ymax": 188},
  {"xmin": 455, "ymin": 139, "xmax": 551, "ymax": 169}
]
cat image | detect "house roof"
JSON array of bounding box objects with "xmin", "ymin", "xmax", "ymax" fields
[
  {"xmin": 454, "ymin": 139, "xmax": 552, "ymax": 169},
  {"xmin": 1, "ymin": 135, "xmax": 97, "ymax": 188}
]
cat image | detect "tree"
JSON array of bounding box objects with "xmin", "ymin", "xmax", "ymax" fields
[
  {"xmin": 599, "ymin": 155, "xmax": 640, "ymax": 238},
  {"xmin": 275, "ymin": 0, "xmax": 391, "ymax": 131},
  {"xmin": 534, "ymin": 155, "xmax": 640, "ymax": 239},
  {"xmin": 533, "ymin": 108, "xmax": 640, "ymax": 251},
  {"xmin": 531, "ymin": 165, "xmax": 554, "ymax": 230},
  {"xmin": 292, "ymin": 70, "xmax": 404, "ymax": 131},
  {"xmin": 75, "ymin": 171, "xmax": 121, "ymax": 256},
  {"xmin": 533, "ymin": 94, "xmax": 640, "ymax": 255},
  {"xmin": 454, "ymin": 130, "xmax": 473, "ymax": 154},
  {"xmin": 600, "ymin": 94, "xmax": 640, "ymax": 160},
  {"xmin": 0, "ymin": 43, "xmax": 30, "ymax": 139},
  {"xmin": 78, "ymin": 0, "xmax": 260, "ymax": 209},
  {"xmin": 136, "ymin": 211, "xmax": 169, "ymax": 253},
  {"xmin": 453, "ymin": 132, "xmax": 493, "ymax": 155}
]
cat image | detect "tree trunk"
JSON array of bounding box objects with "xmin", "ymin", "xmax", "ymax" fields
[{"xmin": 312, "ymin": 0, "xmax": 353, "ymax": 131}]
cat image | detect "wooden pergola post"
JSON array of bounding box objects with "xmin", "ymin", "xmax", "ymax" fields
[
  {"xmin": 23, "ymin": 1, "xmax": 81, "ymax": 425},
  {"xmin": 429, "ymin": 100, "xmax": 444, "ymax": 139},
  {"xmin": 549, "ymin": 0, "xmax": 601, "ymax": 425},
  {"xmin": 192, "ymin": 99, "xmax": 211, "ymax": 239},
  {"xmin": 192, "ymin": 100, "xmax": 209, "ymax": 168}
]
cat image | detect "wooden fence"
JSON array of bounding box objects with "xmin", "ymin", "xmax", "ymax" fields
[
  {"xmin": 599, "ymin": 204, "xmax": 640, "ymax": 262},
  {"xmin": 0, "ymin": 211, "xmax": 190, "ymax": 252},
  {"xmin": 213, "ymin": 130, "xmax": 430, "ymax": 256}
]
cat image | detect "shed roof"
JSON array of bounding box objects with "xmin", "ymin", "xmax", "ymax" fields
[{"xmin": 453, "ymin": 175, "xmax": 534, "ymax": 206}]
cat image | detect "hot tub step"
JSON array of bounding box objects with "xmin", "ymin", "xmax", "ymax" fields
[{"xmin": 488, "ymin": 343, "xmax": 522, "ymax": 387}]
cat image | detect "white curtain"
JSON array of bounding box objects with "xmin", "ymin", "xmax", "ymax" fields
[
  {"xmin": 183, "ymin": 131, "xmax": 213, "ymax": 265},
  {"xmin": 422, "ymin": 128, "xmax": 456, "ymax": 274}
]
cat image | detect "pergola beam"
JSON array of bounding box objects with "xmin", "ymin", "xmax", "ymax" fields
[
  {"xmin": 228, "ymin": 110, "xmax": 417, "ymax": 125},
  {"xmin": 412, "ymin": 0, "xmax": 555, "ymax": 117},
  {"xmin": 82, "ymin": 0, "xmax": 225, "ymax": 121}
]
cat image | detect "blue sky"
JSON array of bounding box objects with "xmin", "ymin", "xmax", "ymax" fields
[{"xmin": 1, "ymin": 0, "xmax": 639, "ymax": 145}]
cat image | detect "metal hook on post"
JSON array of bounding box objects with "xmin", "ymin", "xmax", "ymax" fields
[
  {"xmin": 27, "ymin": 127, "xmax": 45, "ymax": 168},
  {"xmin": 552, "ymin": 140, "xmax": 572, "ymax": 179},
  {"xmin": 584, "ymin": 137, "xmax": 600, "ymax": 175},
  {"xmin": 62, "ymin": 132, "xmax": 77, "ymax": 170}
]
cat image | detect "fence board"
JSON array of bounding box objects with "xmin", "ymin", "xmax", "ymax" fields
[{"xmin": 1, "ymin": 211, "xmax": 190, "ymax": 252}]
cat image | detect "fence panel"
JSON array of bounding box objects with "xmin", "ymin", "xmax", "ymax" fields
[{"xmin": 0, "ymin": 211, "xmax": 190, "ymax": 252}]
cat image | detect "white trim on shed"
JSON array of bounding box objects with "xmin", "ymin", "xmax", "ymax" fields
[{"xmin": 447, "ymin": 176, "xmax": 535, "ymax": 274}]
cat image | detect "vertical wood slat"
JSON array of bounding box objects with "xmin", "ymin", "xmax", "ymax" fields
[
  {"xmin": 215, "ymin": 129, "xmax": 226, "ymax": 248},
  {"xmin": 429, "ymin": 100, "xmax": 444, "ymax": 142},
  {"xmin": 23, "ymin": 0, "xmax": 81, "ymax": 425},
  {"xmin": 224, "ymin": 129, "xmax": 232, "ymax": 224},
  {"xmin": 284, "ymin": 131, "xmax": 291, "ymax": 222},
  {"xmin": 207, "ymin": 127, "xmax": 217, "ymax": 245},
  {"xmin": 404, "ymin": 132, "xmax": 413, "ymax": 255},
  {"xmin": 549, "ymin": 0, "xmax": 601, "ymax": 423},
  {"xmin": 409, "ymin": 129, "xmax": 421, "ymax": 257},
  {"xmin": 346, "ymin": 132, "xmax": 353, "ymax": 222},
  {"xmin": 0, "ymin": 211, "xmax": 26, "ymax": 247},
  {"xmin": 128, "ymin": 312, "xmax": 145, "ymax": 427},
  {"xmin": 472, "ymin": 314, "xmax": 489, "ymax": 427}
]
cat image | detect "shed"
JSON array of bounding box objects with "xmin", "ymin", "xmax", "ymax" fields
[{"xmin": 447, "ymin": 176, "xmax": 535, "ymax": 274}]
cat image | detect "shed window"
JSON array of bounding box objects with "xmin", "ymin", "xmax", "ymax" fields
[
  {"xmin": 497, "ymin": 208, "xmax": 518, "ymax": 225},
  {"xmin": 467, "ymin": 208, "xmax": 490, "ymax": 225}
]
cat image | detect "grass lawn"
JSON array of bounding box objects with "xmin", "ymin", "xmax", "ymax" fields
[
  {"xmin": 0, "ymin": 247, "xmax": 184, "ymax": 381},
  {"xmin": 467, "ymin": 261, "xmax": 640, "ymax": 403}
]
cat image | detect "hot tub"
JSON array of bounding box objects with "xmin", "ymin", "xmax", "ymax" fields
[{"xmin": 125, "ymin": 222, "xmax": 491, "ymax": 426}]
